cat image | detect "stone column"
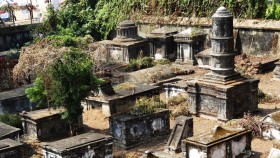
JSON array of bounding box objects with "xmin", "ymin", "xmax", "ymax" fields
[{"xmin": 210, "ymin": 6, "xmax": 236, "ymax": 76}]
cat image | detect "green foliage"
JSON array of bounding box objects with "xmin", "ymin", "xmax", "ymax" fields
[
  {"xmin": 47, "ymin": 48, "xmax": 103, "ymax": 123},
  {"xmin": 39, "ymin": 0, "xmax": 272, "ymax": 41},
  {"xmin": 45, "ymin": 35, "xmax": 92, "ymax": 48},
  {"xmin": 265, "ymin": 0, "xmax": 280, "ymax": 19},
  {"xmin": 25, "ymin": 76, "xmax": 48, "ymax": 108},
  {"xmin": 126, "ymin": 56, "xmax": 154, "ymax": 71},
  {"xmin": 26, "ymin": 48, "xmax": 103, "ymax": 127},
  {"xmin": 154, "ymin": 59, "xmax": 170, "ymax": 65},
  {"xmin": 0, "ymin": 114, "xmax": 21, "ymax": 129},
  {"xmin": 129, "ymin": 96, "xmax": 166, "ymax": 116}
]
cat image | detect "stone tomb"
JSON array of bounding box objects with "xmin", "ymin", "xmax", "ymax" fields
[
  {"xmin": 20, "ymin": 108, "xmax": 83, "ymax": 141},
  {"xmin": 98, "ymin": 20, "xmax": 149, "ymax": 63},
  {"xmin": 174, "ymin": 28, "xmax": 207, "ymax": 65},
  {"xmin": 0, "ymin": 138, "xmax": 22, "ymax": 158},
  {"xmin": 42, "ymin": 132, "xmax": 113, "ymax": 158},
  {"xmin": 0, "ymin": 84, "xmax": 36, "ymax": 114},
  {"xmin": 109, "ymin": 108, "xmax": 170, "ymax": 149},
  {"xmin": 261, "ymin": 110, "xmax": 280, "ymax": 140},
  {"xmin": 0, "ymin": 122, "xmax": 20, "ymax": 141},
  {"xmin": 147, "ymin": 27, "xmax": 178, "ymax": 60},
  {"xmin": 274, "ymin": 61, "xmax": 280, "ymax": 80},
  {"xmin": 195, "ymin": 48, "xmax": 211, "ymax": 69},
  {"xmin": 85, "ymin": 81, "xmax": 160, "ymax": 116},
  {"xmin": 164, "ymin": 80, "xmax": 188, "ymax": 99},
  {"xmin": 187, "ymin": 7, "xmax": 259, "ymax": 121},
  {"xmin": 182, "ymin": 126, "xmax": 252, "ymax": 158}
]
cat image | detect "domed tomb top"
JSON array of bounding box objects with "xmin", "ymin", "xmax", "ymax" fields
[
  {"xmin": 113, "ymin": 20, "xmax": 142, "ymax": 42},
  {"xmin": 118, "ymin": 20, "xmax": 136, "ymax": 28},
  {"xmin": 212, "ymin": 6, "xmax": 232, "ymax": 18},
  {"xmin": 175, "ymin": 27, "xmax": 206, "ymax": 38}
]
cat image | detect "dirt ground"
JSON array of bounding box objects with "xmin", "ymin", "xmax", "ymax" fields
[
  {"xmin": 82, "ymin": 69, "xmax": 280, "ymax": 158},
  {"xmin": 22, "ymin": 68, "xmax": 280, "ymax": 158}
]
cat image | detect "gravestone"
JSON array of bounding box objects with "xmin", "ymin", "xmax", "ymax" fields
[
  {"xmin": 182, "ymin": 126, "xmax": 252, "ymax": 158},
  {"xmin": 42, "ymin": 132, "xmax": 113, "ymax": 158},
  {"xmin": 187, "ymin": 6, "xmax": 259, "ymax": 121},
  {"xmin": 174, "ymin": 28, "xmax": 207, "ymax": 65},
  {"xmin": 165, "ymin": 116, "xmax": 193, "ymax": 153},
  {"xmin": 141, "ymin": 116, "xmax": 193, "ymax": 158},
  {"xmin": 0, "ymin": 122, "xmax": 20, "ymax": 141},
  {"xmin": 147, "ymin": 27, "xmax": 178, "ymax": 60},
  {"xmin": 0, "ymin": 138, "xmax": 22, "ymax": 158}
]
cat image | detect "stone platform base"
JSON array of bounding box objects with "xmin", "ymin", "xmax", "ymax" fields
[{"xmin": 187, "ymin": 76, "xmax": 259, "ymax": 121}]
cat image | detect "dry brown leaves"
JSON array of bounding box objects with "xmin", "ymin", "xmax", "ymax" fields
[{"xmin": 13, "ymin": 40, "xmax": 107, "ymax": 84}]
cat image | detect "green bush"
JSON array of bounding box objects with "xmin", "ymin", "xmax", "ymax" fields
[
  {"xmin": 126, "ymin": 57, "xmax": 154, "ymax": 71},
  {"xmin": 0, "ymin": 114, "xmax": 22, "ymax": 129},
  {"xmin": 129, "ymin": 96, "xmax": 166, "ymax": 116},
  {"xmin": 265, "ymin": 0, "xmax": 280, "ymax": 19}
]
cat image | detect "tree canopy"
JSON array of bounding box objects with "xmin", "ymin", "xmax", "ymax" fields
[{"xmin": 26, "ymin": 48, "xmax": 103, "ymax": 132}]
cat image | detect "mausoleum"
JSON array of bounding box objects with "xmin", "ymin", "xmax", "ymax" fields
[{"xmin": 187, "ymin": 7, "xmax": 259, "ymax": 121}]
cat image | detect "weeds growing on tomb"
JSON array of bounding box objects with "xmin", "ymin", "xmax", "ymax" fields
[{"xmin": 129, "ymin": 96, "xmax": 166, "ymax": 116}]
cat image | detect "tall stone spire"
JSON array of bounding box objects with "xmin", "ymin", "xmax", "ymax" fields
[{"xmin": 210, "ymin": 6, "xmax": 235, "ymax": 76}]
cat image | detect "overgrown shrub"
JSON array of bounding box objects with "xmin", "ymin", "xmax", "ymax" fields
[
  {"xmin": 239, "ymin": 112, "xmax": 266, "ymax": 138},
  {"xmin": 125, "ymin": 56, "xmax": 154, "ymax": 72},
  {"xmin": 167, "ymin": 94, "xmax": 190, "ymax": 118},
  {"xmin": 129, "ymin": 96, "xmax": 166, "ymax": 116},
  {"xmin": 0, "ymin": 114, "xmax": 22, "ymax": 129},
  {"xmin": 265, "ymin": 0, "xmax": 280, "ymax": 19},
  {"xmin": 258, "ymin": 89, "xmax": 273, "ymax": 103},
  {"xmin": 154, "ymin": 59, "xmax": 170, "ymax": 65}
]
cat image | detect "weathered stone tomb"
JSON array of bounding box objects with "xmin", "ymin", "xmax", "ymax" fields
[
  {"xmin": 42, "ymin": 132, "xmax": 113, "ymax": 158},
  {"xmin": 0, "ymin": 138, "xmax": 22, "ymax": 158},
  {"xmin": 0, "ymin": 84, "xmax": 36, "ymax": 114},
  {"xmin": 187, "ymin": 7, "xmax": 259, "ymax": 121},
  {"xmin": 98, "ymin": 20, "xmax": 149, "ymax": 63},
  {"xmin": 20, "ymin": 108, "xmax": 83, "ymax": 141},
  {"xmin": 85, "ymin": 80, "xmax": 160, "ymax": 116},
  {"xmin": 174, "ymin": 28, "xmax": 207, "ymax": 65},
  {"xmin": 182, "ymin": 126, "xmax": 252, "ymax": 158},
  {"xmin": 0, "ymin": 122, "xmax": 20, "ymax": 141},
  {"xmin": 147, "ymin": 27, "xmax": 178, "ymax": 60},
  {"xmin": 109, "ymin": 108, "xmax": 170, "ymax": 149}
]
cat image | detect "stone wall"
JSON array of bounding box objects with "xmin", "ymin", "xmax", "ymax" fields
[
  {"xmin": 134, "ymin": 17, "xmax": 280, "ymax": 55},
  {"xmin": 0, "ymin": 24, "xmax": 36, "ymax": 51}
]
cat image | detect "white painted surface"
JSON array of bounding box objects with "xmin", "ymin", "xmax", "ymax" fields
[
  {"xmin": 268, "ymin": 148, "xmax": 280, "ymax": 158},
  {"xmin": 189, "ymin": 148, "xmax": 207, "ymax": 158},
  {"xmin": 42, "ymin": 150, "xmax": 62, "ymax": 158},
  {"xmin": 263, "ymin": 128, "xmax": 280, "ymax": 140},
  {"xmin": 155, "ymin": 53, "xmax": 163, "ymax": 60},
  {"xmin": 102, "ymin": 103, "xmax": 111, "ymax": 117}
]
